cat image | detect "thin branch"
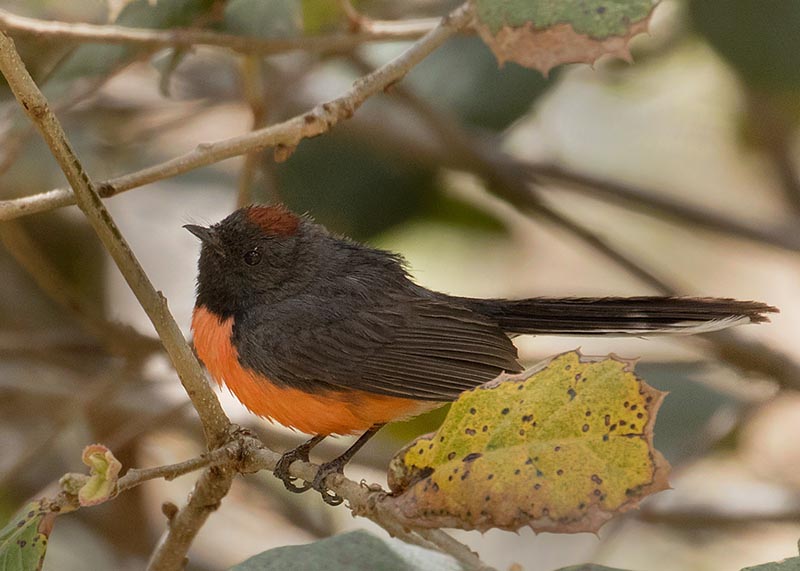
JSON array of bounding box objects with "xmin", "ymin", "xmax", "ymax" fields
[
  {"xmin": 0, "ymin": 31, "xmax": 231, "ymax": 449},
  {"xmin": 147, "ymin": 464, "xmax": 236, "ymax": 571},
  {"xmin": 533, "ymin": 201, "xmax": 675, "ymax": 294},
  {"xmin": 638, "ymin": 505, "xmax": 800, "ymax": 528},
  {"xmin": 43, "ymin": 433, "xmax": 494, "ymax": 570},
  {"xmin": 0, "ymin": 3, "xmax": 474, "ymax": 222},
  {"xmin": 415, "ymin": 529, "xmax": 494, "ymax": 571},
  {"xmin": 118, "ymin": 445, "xmax": 233, "ymax": 494},
  {"xmin": 0, "ymin": 8, "xmax": 434, "ymax": 57},
  {"xmin": 236, "ymin": 55, "xmax": 269, "ymax": 208},
  {"xmin": 240, "ymin": 439, "xmax": 497, "ymax": 571},
  {"xmin": 526, "ymin": 162, "xmax": 800, "ymax": 254}
]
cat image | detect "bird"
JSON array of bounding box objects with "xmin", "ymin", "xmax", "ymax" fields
[{"xmin": 185, "ymin": 204, "xmax": 777, "ymax": 505}]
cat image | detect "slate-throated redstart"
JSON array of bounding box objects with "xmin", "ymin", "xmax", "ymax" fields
[{"xmin": 186, "ymin": 204, "xmax": 777, "ymax": 505}]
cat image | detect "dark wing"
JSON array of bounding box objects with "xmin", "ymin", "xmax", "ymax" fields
[{"xmin": 233, "ymin": 295, "xmax": 522, "ymax": 401}]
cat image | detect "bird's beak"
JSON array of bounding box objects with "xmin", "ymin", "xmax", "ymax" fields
[
  {"xmin": 183, "ymin": 224, "xmax": 215, "ymax": 243},
  {"xmin": 183, "ymin": 224, "xmax": 225, "ymax": 256}
]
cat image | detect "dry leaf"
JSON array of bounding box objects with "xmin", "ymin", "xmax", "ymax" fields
[{"xmin": 385, "ymin": 351, "xmax": 670, "ymax": 533}]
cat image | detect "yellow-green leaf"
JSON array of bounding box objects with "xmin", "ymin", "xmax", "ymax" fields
[
  {"xmin": 0, "ymin": 501, "xmax": 54, "ymax": 571},
  {"xmin": 385, "ymin": 351, "xmax": 670, "ymax": 533},
  {"xmin": 470, "ymin": 0, "xmax": 659, "ymax": 75},
  {"xmin": 301, "ymin": 0, "xmax": 345, "ymax": 34},
  {"xmin": 77, "ymin": 444, "xmax": 122, "ymax": 506}
]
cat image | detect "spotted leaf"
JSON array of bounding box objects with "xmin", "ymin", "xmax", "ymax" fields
[
  {"xmin": 385, "ymin": 351, "xmax": 670, "ymax": 533},
  {"xmin": 0, "ymin": 500, "xmax": 55, "ymax": 571},
  {"xmin": 470, "ymin": 0, "xmax": 659, "ymax": 75}
]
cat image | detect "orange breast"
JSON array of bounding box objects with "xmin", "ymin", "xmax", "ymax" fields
[{"xmin": 191, "ymin": 305, "xmax": 436, "ymax": 436}]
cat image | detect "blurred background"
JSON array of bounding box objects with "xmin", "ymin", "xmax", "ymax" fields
[{"xmin": 0, "ymin": 1, "xmax": 798, "ymax": 569}]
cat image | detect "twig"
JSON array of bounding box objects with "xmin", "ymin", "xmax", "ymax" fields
[
  {"xmin": 236, "ymin": 55, "xmax": 269, "ymax": 208},
  {"xmin": 526, "ymin": 162, "xmax": 800, "ymax": 254},
  {"xmin": 118, "ymin": 445, "xmax": 233, "ymax": 493},
  {"xmin": 336, "ymin": 0, "xmax": 442, "ymax": 38},
  {"xmin": 533, "ymin": 200, "xmax": 675, "ymax": 294},
  {"xmin": 638, "ymin": 505, "xmax": 800, "ymax": 528},
  {"xmin": 44, "ymin": 434, "xmax": 494, "ymax": 571},
  {"xmin": 0, "ymin": 8, "xmax": 434, "ymax": 57},
  {"xmin": 0, "ymin": 3, "xmax": 475, "ymax": 222},
  {"xmin": 0, "ymin": 30, "xmax": 231, "ymax": 448},
  {"xmin": 415, "ymin": 529, "xmax": 494, "ymax": 571},
  {"xmin": 240, "ymin": 439, "xmax": 496, "ymax": 571},
  {"xmin": 147, "ymin": 464, "xmax": 236, "ymax": 571}
]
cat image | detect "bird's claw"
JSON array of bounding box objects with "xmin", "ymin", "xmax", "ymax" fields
[
  {"xmin": 311, "ymin": 462, "xmax": 345, "ymax": 506},
  {"xmin": 274, "ymin": 449, "xmax": 312, "ymax": 493}
]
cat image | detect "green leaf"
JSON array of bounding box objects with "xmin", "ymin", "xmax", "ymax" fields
[
  {"xmin": 223, "ymin": 0, "xmax": 302, "ymax": 39},
  {"xmin": 229, "ymin": 530, "xmax": 459, "ymax": 571},
  {"xmin": 386, "ymin": 351, "xmax": 670, "ymax": 533},
  {"xmin": 742, "ymin": 556, "xmax": 800, "ymax": 571},
  {"xmin": 408, "ymin": 36, "xmax": 556, "ymax": 131},
  {"xmin": 470, "ymin": 0, "xmax": 659, "ymax": 74},
  {"xmin": 301, "ymin": 0, "xmax": 345, "ymax": 34},
  {"xmin": 0, "ymin": 501, "xmax": 54, "ymax": 571},
  {"xmin": 690, "ymin": 2, "xmax": 800, "ymax": 90}
]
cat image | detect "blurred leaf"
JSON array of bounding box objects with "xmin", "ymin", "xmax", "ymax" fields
[
  {"xmin": 690, "ymin": 1, "xmax": 800, "ymax": 90},
  {"xmin": 0, "ymin": 500, "xmax": 54, "ymax": 571},
  {"xmin": 408, "ymin": 36, "xmax": 556, "ymax": 131},
  {"xmin": 108, "ymin": 0, "xmax": 147, "ymax": 23},
  {"xmin": 275, "ymin": 131, "xmax": 436, "ymax": 239},
  {"xmin": 302, "ymin": 0, "xmax": 344, "ymax": 34},
  {"xmin": 223, "ymin": 0, "xmax": 302, "ymax": 38},
  {"xmin": 386, "ymin": 351, "xmax": 670, "ymax": 533},
  {"xmin": 49, "ymin": 0, "xmax": 218, "ymax": 83},
  {"xmin": 635, "ymin": 363, "xmax": 735, "ymax": 463},
  {"xmin": 229, "ymin": 530, "xmax": 458, "ymax": 571},
  {"xmin": 742, "ymin": 556, "xmax": 800, "ymax": 571},
  {"xmin": 471, "ymin": 0, "xmax": 658, "ymax": 75}
]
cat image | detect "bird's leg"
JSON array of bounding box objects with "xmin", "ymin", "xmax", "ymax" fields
[
  {"xmin": 312, "ymin": 424, "xmax": 384, "ymax": 506},
  {"xmin": 274, "ymin": 434, "xmax": 326, "ymax": 493}
]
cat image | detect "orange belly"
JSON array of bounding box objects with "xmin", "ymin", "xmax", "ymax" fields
[{"xmin": 191, "ymin": 306, "xmax": 435, "ymax": 435}]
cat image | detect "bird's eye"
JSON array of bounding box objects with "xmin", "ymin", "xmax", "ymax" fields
[{"xmin": 243, "ymin": 248, "xmax": 262, "ymax": 266}]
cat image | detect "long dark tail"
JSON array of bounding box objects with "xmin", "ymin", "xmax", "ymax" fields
[{"xmin": 461, "ymin": 296, "xmax": 777, "ymax": 336}]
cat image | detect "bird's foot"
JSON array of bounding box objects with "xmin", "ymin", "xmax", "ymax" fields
[
  {"xmin": 311, "ymin": 459, "xmax": 347, "ymax": 506},
  {"xmin": 274, "ymin": 447, "xmax": 313, "ymax": 493}
]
